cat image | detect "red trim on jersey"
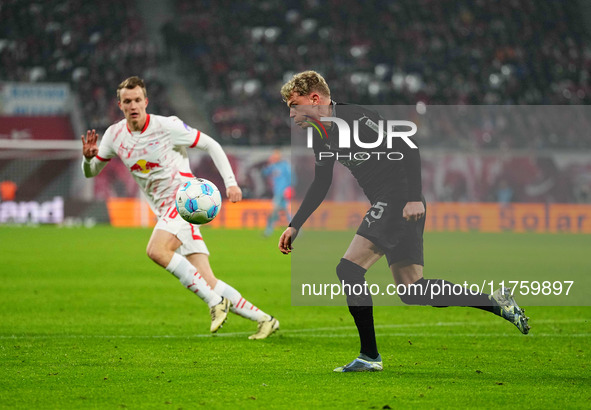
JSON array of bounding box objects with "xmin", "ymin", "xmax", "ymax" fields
[
  {"xmin": 96, "ymin": 155, "xmax": 110, "ymax": 162},
  {"xmin": 190, "ymin": 130, "xmax": 201, "ymax": 148},
  {"xmin": 125, "ymin": 114, "xmax": 151, "ymax": 134},
  {"xmin": 179, "ymin": 172, "xmax": 195, "ymax": 178},
  {"xmin": 142, "ymin": 114, "xmax": 151, "ymax": 133}
]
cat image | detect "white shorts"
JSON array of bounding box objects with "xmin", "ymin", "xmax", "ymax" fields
[{"xmin": 154, "ymin": 205, "xmax": 210, "ymax": 256}]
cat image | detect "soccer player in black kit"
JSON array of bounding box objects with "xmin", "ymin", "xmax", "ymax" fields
[{"xmin": 278, "ymin": 71, "xmax": 530, "ymax": 372}]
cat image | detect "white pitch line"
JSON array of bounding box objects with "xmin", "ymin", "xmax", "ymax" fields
[{"xmin": 0, "ymin": 318, "xmax": 588, "ymax": 340}]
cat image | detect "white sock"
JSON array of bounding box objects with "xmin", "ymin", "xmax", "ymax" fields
[
  {"xmin": 166, "ymin": 253, "xmax": 222, "ymax": 308},
  {"xmin": 214, "ymin": 280, "xmax": 270, "ymax": 322}
]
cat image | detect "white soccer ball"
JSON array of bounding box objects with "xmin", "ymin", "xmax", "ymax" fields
[{"xmin": 175, "ymin": 178, "xmax": 222, "ymax": 224}]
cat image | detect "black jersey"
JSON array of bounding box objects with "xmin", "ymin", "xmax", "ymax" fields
[
  {"xmin": 290, "ymin": 102, "xmax": 422, "ymax": 230},
  {"xmin": 312, "ymin": 102, "xmax": 421, "ymax": 203}
]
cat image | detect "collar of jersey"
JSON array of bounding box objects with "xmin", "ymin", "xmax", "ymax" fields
[
  {"xmin": 126, "ymin": 114, "xmax": 151, "ymax": 134},
  {"xmin": 328, "ymin": 101, "xmax": 337, "ymax": 131}
]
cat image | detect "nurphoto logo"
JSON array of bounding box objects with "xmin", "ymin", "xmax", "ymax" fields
[{"xmin": 306, "ymin": 116, "xmax": 418, "ymax": 162}]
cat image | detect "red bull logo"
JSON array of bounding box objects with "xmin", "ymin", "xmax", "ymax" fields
[{"xmin": 130, "ymin": 159, "xmax": 161, "ymax": 174}]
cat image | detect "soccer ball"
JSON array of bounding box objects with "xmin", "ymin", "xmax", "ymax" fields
[{"xmin": 175, "ymin": 178, "xmax": 222, "ymax": 224}]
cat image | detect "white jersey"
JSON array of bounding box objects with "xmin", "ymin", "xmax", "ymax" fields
[{"xmin": 82, "ymin": 114, "xmax": 237, "ymax": 217}]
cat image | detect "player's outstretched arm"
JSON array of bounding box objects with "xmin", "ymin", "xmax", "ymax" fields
[
  {"xmin": 193, "ymin": 133, "xmax": 240, "ymax": 198},
  {"xmin": 81, "ymin": 129, "xmax": 109, "ymax": 178},
  {"xmin": 277, "ymin": 163, "xmax": 333, "ymax": 254},
  {"xmin": 395, "ymin": 135, "xmax": 423, "ymax": 221},
  {"xmin": 287, "ymin": 162, "xmax": 334, "ymax": 231},
  {"xmin": 278, "ymin": 226, "xmax": 298, "ymax": 254},
  {"xmin": 81, "ymin": 129, "xmax": 98, "ymax": 159}
]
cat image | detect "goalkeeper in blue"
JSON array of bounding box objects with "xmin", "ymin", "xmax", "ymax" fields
[{"xmin": 262, "ymin": 149, "xmax": 293, "ymax": 237}]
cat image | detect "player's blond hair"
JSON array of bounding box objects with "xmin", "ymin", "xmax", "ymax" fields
[
  {"xmin": 117, "ymin": 76, "xmax": 147, "ymax": 101},
  {"xmin": 280, "ymin": 70, "xmax": 331, "ymax": 102}
]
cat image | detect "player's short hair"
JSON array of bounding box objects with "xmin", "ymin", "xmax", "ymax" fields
[
  {"xmin": 117, "ymin": 76, "xmax": 147, "ymax": 101},
  {"xmin": 281, "ymin": 70, "xmax": 331, "ymax": 102}
]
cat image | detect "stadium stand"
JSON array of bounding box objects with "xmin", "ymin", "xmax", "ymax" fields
[
  {"xmin": 2, "ymin": 0, "xmax": 590, "ymax": 148},
  {"xmin": 167, "ymin": 0, "xmax": 591, "ymax": 148},
  {"xmin": 0, "ymin": 0, "xmax": 173, "ymax": 130}
]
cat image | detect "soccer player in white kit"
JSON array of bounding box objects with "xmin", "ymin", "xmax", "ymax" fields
[{"xmin": 81, "ymin": 76, "xmax": 279, "ymax": 339}]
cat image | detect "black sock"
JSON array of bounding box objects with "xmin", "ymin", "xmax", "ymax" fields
[
  {"xmin": 349, "ymin": 305, "xmax": 379, "ymax": 359},
  {"xmin": 400, "ymin": 278, "xmax": 497, "ymax": 313},
  {"xmin": 337, "ymin": 258, "xmax": 379, "ymax": 359}
]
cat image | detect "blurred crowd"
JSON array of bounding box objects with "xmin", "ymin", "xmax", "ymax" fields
[
  {"xmin": 0, "ymin": 0, "xmax": 173, "ymax": 130},
  {"xmin": 1, "ymin": 0, "xmax": 590, "ymax": 149},
  {"xmin": 167, "ymin": 0, "xmax": 591, "ymax": 148}
]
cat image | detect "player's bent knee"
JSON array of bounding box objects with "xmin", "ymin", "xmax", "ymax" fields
[
  {"xmin": 336, "ymin": 258, "xmax": 365, "ymax": 284},
  {"xmin": 146, "ymin": 244, "xmax": 169, "ymax": 266},
  {"xmin": 145, "ymin": 243, "xmax": 156, "ymax": 260},
  {"xmin": 336, "ymin": 258, "xmax": 372, "ymax": 306}
]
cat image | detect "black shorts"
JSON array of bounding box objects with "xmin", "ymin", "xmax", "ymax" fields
[{"xmin": 356, "ymin": 197, "xmax": 426, "ymax": 267}]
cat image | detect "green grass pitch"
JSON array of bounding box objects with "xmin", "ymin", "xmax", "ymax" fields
[{"xmin": 0, "ymin": 226, "xmax": 589, "ymax": 409}]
